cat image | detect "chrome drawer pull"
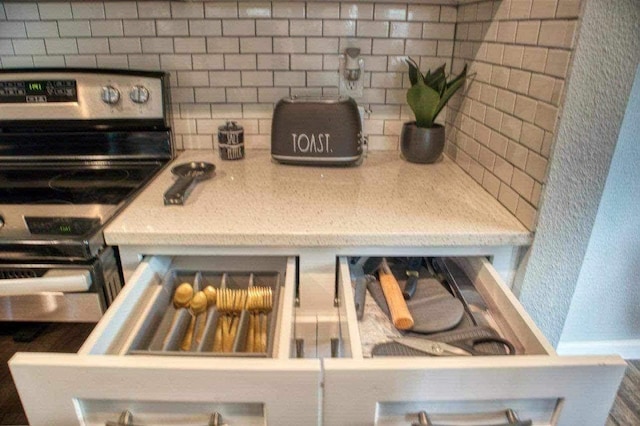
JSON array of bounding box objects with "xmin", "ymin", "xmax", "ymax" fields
[
  {"xmin": 105, "ymin": 410, "xmax": 227, "ymax": 426},
  {"xmin": 411, "ymin": 409, "xmax": 532, "ymax": 426}
]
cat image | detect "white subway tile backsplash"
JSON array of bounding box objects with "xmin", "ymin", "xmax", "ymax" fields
[
  {"xmin": 257, "ymin": 53, "xmax": 289, "ymax": 70},
  {"xmin": 222, "ymin": 19, "xmax": 256, "ymax": 36},
  {"xmin": 291, "ymin": 54, "xmax": 323, "ymax": 70},
  {"xmin": 5, "ymin": 3, "xmax": 40, "ymax": 21},
  {"xmin": 96, "ymin": 54, "xmax": 128, "ymax": 68},
  {"xmin": 182, "ymin": 134, "xmax": 213, "ymax": 149},
  {"xmin": 77, "ymin": 37, "xmax": 109, "ymax": 54},
  {"xmin": 174, "ymin": 37, "xmax": 206, "ymax": 53},
  {"xmin": 306, "ymin": 37, "xmax": 337, "ymax": 53},
  {"xmin": 160, "ymin": 54, "xmax": 192, "ymax": 70},
  {"xmin": 192, "ymin": 53, "xmax": 224, "ymax": 69},
  {"xmin": 405, "ymin": 39, "xmax": 437, "ymax": 56},
  {"xmin": 556, "ymin": 0, "xmax": 581, "ymax": 18},
  {"xmin": 38, "ymin": 2, "xmax": 72, "ymax": 20},
  {"xmin": 123, "ymin": 20, "xmax": 156, "ymax": 37},
  {"xmin": 178, "ymin": 71, "xmax": 209, "ymax": 88},
  {"xmin": 205, "ymin": 3, "xmax": 238, "ymax": 19},
  {"xmin": 273, "ymin": 2, "xmax": 305, "ymax": 19},
  {"xmin": 33, "ymin": 54, "xmax": 64, "ymax": 66},
  {"xmin": 390, "ymin": 22, "xmax": 421, "ymax": 39},
  {"xmin": 374, "ymin": 4, "xmax": 407, "ymax": 21},
  {"xmin": 272, "ymin": 37, "xmax": 304, "ymax": 53},
  {"xmin": 227, "ymin": 87, "xmax": 257, "ymax": 102},
  {"xmin": 538, "ymin": 20, "xmax": 576, "ymax": 48},
  {"xmin": 13, "ymin": 39, "xmax": 46, "ymax": 55},
  {"xmin": 189, "ymin": 20, "xmax": 222, "ymax": 36},
  {"xmin": 45, "ymin": 38, "xmax": 77, "ymax": 54},
  {"xmin": 206, "ymin": 37, "xmax": 239, "ymax": 53},
  {"xmin": 180, "ymin": 103, "xmax": 211, "ymax": 118},
  {"xmin": 64, "ymin": 54, "xmax": 96, "ymax": 67},
  {"xmin": 372, "ymin": 39, "xmax": 404, "ymax": 55},
  {"xmin": 240, "ymin": 37, "xmax": 272, "ymax": 53},
  {"xmin": 91, "ymin": 20, "xmax": 124, "ymax": 37},
  {"xmin": 0, "ymin": 3, "xmax": 5, "ymax": 20},
  {"xmin": 0, "ymin": 40, "xmax": 14, "ymax": 55},
  {"xmin": 104, "ymin": 2, "xmax": 136, "ymax": 19},
  {"xmin": 357, "ymin": 21, "xmax": 389, "ymax": 38},
  {"xmin": 522, "ymin": 46, "xmax": 547, "ymax": 72},
  {"xmin": 274, "ymin": 71, "xmax": 305, "ymax": 86},
  {"xmin": 307, "ymin": 2, "xmax": 340, "ymax": 19},
  {"xmin": 340, "ymin": 3, "xmax": 373, "ymax": 20},
  {"xmin": 127, "ymin": 54, "xmax": 160, "ymax": 70},
  {"xmin": 534, "ymin": 102, "xmax": 558, "ymax": 132},
  {"xmin": 545, "ymin": 49, "xmax": 570, "ymax": 77},
  {"xmin": 423, "ymin": 23, "xmax": 455, "ymax": 40},
  {"xmin": 209, "ymin": 70, "xmax": 241, "ymax": 87},
  {"xmin": 59, "ymin": 21, "xmax": 91, "ymax": 37},
  {"xmin": 239, "ymin": 2, "xmax": 271, "ymax": 18},
  {"xmin": 156, "ymin": 20, "xmax": 189, "ymax": 36},
  {"xmin": 194, "ymin": 87, "xmax": 226, "ymax": 102},
  {"xmin": 241, "ymin": 70, "xmax": 273, "ymax": 86},
  {"xmin": 109, "ymin": 37, "xmax": 141, "ymax": 54},
  {"xmin": 141, "ymin": 37, "xmax": 173, "ymax": 53},
  {"xmin": 258, "ymin": 87, "xmax": 289, "ymax": 102},
  {"xmin": 290, "ymin": 19, "xmax": 321, "ymax": 36},
  {"xmin": 407, "ymin": 5, "xmax": 439, "ymax": 22},
  {"xmin": 26, "ymin": 22, "xmax": 59, "ymax": 38},
  {"xmin": 307, "ymin": 71, "xmax": 338, "ymax": 86},
  {"xmin": 224, "ymin": 54, "xmax": 256, "ymax": 69},
  {"xmin": 323, "ymin": 20, "xmax": 356, "ymax": 37},
  {"xmin": 171, "ymin": 2, "xmax": 204, "ymax": 19},
  {"xmin": 323, "ymin": 54, "xmax": 340, "ymax": 70},
  {"xmin": 71, "ymin": 2, "xmax": 105, "ymax": 19}
]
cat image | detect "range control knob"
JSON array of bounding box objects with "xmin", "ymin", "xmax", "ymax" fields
[
  {"xmin": 129, "ymin": 85, "xmax": 150, "ymax": 104},
  {"xmin": 0, "ymin": 215, "xmax": 4, "ymax": 230},
  {"xmin": 101, "ymin": 86, "xmax": 120, "ymax": 105}
]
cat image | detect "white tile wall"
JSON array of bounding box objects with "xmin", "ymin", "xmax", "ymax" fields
[
  {"xmin": 446, "ymin": 0, "xmax": 583, "ymax": 230},
  {"xmin": 0, "ymin": 0, "xmax": 584, "ymax": 231}
]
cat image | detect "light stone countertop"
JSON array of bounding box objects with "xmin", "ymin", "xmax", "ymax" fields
[{"xmin": 104, "ymin": 150, "xmax": 532, "ymax": 247}]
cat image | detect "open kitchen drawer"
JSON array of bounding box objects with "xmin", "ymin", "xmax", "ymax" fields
[
  {"xmin": 10, "ymin": 255, "xmax": 321, "ymax": 426},
  {"xmin": 323, "ymin": 256, "xmax": 626, "ymax": 426}
]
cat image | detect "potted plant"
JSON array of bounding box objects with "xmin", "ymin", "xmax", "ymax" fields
[{"xmin": 401, "ymin": 59, "xmax": 467, "ymax": 163}]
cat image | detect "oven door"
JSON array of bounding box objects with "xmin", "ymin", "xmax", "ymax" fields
[{"xmin": 0, "ymin": 248, "xmax": 122, "ymax": 322}]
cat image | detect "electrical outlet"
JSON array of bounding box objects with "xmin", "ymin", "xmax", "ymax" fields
[{"xmin": 339, "ymin": 53, "xmax": 364, "ymax": 98}]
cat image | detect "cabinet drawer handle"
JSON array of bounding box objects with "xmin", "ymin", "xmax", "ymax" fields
[
  {"xmin": 411, "ymin": 409, "xmax": 532, "ymax": 426},
  {"xmin": 106, "ymin": 410, "xmax": 227, "ymax": 426}
]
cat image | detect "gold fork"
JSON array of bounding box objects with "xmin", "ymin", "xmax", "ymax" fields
[
  {"xmin": 215, "ymin": 289, "xmax": 247, "ymax": 353},
  {"xmin": 258, "ymin": 287, "xmax": 273, "ymax": 353},
  {"xmin": 246, "ymin": 287, "xmax": 264, "ymax": 352}
]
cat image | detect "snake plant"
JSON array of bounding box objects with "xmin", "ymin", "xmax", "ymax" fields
[{"xmin": 405, "ymin": 58, "xmax": 467, "ymax": 128}]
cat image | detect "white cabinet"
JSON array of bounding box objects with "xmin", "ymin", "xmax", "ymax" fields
[
  {"xmin": 323, "ymin": 257, "xmax": 625, "ymax": 425},
  {"xmin": 10, "ymin": 255, "xmax": 321, "ymax": 426},
  {"xmin": 10, "ymin": 254, "xmax": 625, "ymax": 426}
]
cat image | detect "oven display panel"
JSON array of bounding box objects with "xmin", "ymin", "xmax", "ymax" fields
[
  {"xmin": 26, "ymin": 217, "xmax": 101, "ymax": 236},
  {"xmin": 0, "ymin": 80, "xmax": 77, "ymax": 103}
]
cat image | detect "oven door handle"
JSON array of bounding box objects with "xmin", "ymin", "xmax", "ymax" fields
[{"xmin": 0, "ymin": 269, "xmax": 92, "ymax": 296}]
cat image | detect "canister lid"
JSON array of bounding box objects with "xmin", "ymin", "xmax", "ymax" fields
[{"xmin": 218, "ymin": 121, "xmax": 243, "ymax": 131}]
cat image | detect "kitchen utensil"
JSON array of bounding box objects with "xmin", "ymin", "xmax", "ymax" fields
[
  {"xmin": 366, "ymin": 275, "xmax": 390, "ymax": 317},
  {"xmin": 378, "ymin": 258, "xmax": 414, "ymax": 330},
  {"xmin": 259, "ymin": 287, "xmax": 273, "ymax": 353},
  {"xmin": 217, "ymin": 288, "xmax": 247, "ymax": 353},
  {"xmin": 218, "ymin": 121, "xmax": 245, "ymax": 160},
  {"xmin": 430, "ymin": 257, "xmax": 479, "ymax": 326},
  {"xmin": 164, "ymin": 162, "xmax": 215, "ymax": 205},
  {"xmin": 403, "ymin": 257, "xmax": 422, "ymax": 299},
  {"xmin": 349, "ymin": 257, "xmax": 375, "ymax": 320},
  {"xmin": 180, "ymin": 291, "xmax": 207, "ymax": 351},
  {"xmin": 426, "ymin": 326, "xmax": 516, "ymax": 355},
  {"xmin": 163, "ymin": 282, "xmax": 193, "ymax": 347},
  {"xmin": 246, "ymin": 285, "xmax": 271, "ymax": 352},
  {"xmin": 271, "ymin": 96, "xmax": 364, "ymax": 166},
  {"xmin": 196, "ymin": 286, "xmax": 217, "ymax": 344},
  {"xmin": 407, "ymin": 296, "xmax": 465, "ymax": 333}
]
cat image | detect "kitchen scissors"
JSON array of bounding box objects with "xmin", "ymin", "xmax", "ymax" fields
[{"xmin": 394, "ymin": 335, "xmax": 516, "ymax": 356}]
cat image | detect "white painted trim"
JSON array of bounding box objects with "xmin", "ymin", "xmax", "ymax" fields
[{"xmin": 557, "ymin": 339, "xmax": 640, "ymax": 359}]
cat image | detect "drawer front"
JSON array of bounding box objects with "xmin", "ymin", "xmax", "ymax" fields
[
  {"xmin": 323, "ymin": 257, "xmax": 626, "ymax": 426},
  {"xmin": 10, "ymin": 255, "xmax": 322, "ymax": 425}
]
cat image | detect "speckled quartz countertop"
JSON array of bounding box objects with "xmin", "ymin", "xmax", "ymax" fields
[{"xmin": 104, "ymin": 150, "xmax": 531, "ymax": 247}]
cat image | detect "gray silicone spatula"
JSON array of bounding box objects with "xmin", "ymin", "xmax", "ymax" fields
[{"xmin": 408, "ymin": 296, "xmax": 464, "ymax": 333}]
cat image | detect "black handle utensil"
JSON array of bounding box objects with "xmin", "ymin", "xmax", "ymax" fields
[
  {"xmin": 403, "ymin": 257, "xmax": 422, "ymax": 299},
  {"xmin": 164, "ymin": 162, "xmax": 215, "ymax": 205}
]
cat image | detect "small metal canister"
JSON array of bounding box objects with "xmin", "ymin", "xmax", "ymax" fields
[{"xmin": 217, "ymin": 121, "xmax": 244, "ymax": 160}]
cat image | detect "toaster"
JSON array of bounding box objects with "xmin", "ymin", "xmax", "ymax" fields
[{"xmin": 271, "ymin": 96, "xmax": 364, "ymax": 166}]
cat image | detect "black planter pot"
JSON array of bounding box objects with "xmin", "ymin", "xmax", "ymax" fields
[{"xmin": 400, "ymin": 122, "xmax": 445, "ymax": 164}]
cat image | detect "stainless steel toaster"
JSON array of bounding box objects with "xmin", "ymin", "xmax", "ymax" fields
[{"xmin": 271, "ymin": 96, "xmax": 363, "ymax": 166}]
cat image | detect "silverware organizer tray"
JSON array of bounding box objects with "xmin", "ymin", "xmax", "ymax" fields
[{"xmin": 127, "ymin": 269, "xmax": 282, "ymax": 358}]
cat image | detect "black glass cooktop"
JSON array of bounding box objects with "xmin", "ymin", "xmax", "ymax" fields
[{"xmin": 0, "ymin": 163, "xmax": 163, "ymax": 205}]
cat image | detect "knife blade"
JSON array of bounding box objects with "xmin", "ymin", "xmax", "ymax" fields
[{"xmin": 403, "ymin": 257, "xmax": 422, "ymax": 299}]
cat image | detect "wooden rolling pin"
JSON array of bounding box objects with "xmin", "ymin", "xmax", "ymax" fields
[{"xmin": 378, "ymin": 259, "xmax": 414, "ymax": 330}]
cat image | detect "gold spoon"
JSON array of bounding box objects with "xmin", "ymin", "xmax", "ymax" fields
[
  {"xmin": 163, "ymin": 283, "xmax": 193, "ymax": 348},
  {"xmin": 195, "ymin": 286, "xmax": 217, "ymax": 344},
  {"xmin": 181, "ymin": 291, "xmax": 208, "ymax": 351}
]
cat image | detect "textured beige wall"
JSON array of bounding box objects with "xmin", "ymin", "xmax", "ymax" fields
[{"xmin": 446, "ymin": 0, "xmax": 582, "ymax": 230}]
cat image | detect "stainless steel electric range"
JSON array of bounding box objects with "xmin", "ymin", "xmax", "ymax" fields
[{"xmin": 0, "ymin": 69, "xmax": 174, "ymax": 322}]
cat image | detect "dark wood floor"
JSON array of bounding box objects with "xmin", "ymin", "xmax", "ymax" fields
[
  {"xmin": 0, "ymin": 322, "xmax": 95, "ymax": 426},
  {"xmin": 1, "ymin": 324, "xmax": 638, "ymax": 425},
  {"xmin": 608, "ymin": 359, "xmax": 640, "ymax": 426}
]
